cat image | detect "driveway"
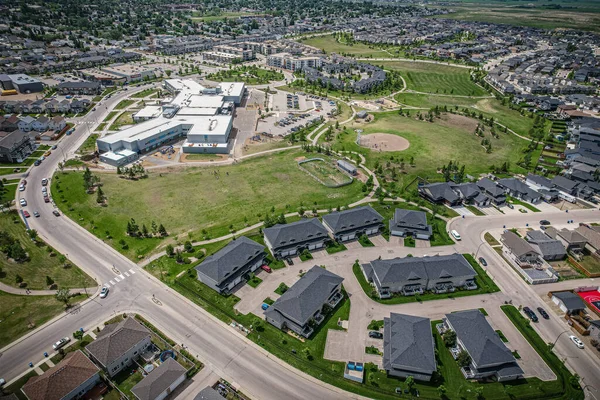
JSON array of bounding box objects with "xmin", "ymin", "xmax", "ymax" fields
[
  {"xmin": 415, "ymin": 239, "xmax": 431, "ymax": 248},
  {"xmin": 370, "ymin": 235, "xmax": 388, "ymax": 247},
  {"xmin": 451, "ymin": 206, "xmax": 474, "ymax": 216},
  {"xmin": 480, "ymin": 206, "xmax": 503, "ymax": 215}
]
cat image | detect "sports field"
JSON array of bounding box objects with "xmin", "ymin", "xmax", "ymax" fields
[
  {"xmin": 299, "ymin": 158, "xmax": 353, "ymax": 187},
  {"xmin": 53, "ymin": 150, "xmax": 364, "ymax": 259},
  {"xmin": 379, "ymin": 61, "xmax": 487, "ymax": 96}
]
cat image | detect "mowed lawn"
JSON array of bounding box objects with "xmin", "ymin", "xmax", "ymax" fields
[
  {"xmin": 379, "ymin": 61, "xmax": 487, "ymax": 96},
  {"xmin": 53, "ymin": 150, "xmax": 365, "ymax": 259},
  {"xmin": 334, "ymin": 112, "xmax": 536, "ymax": 189},
  {"xmin": 300, "ymin": 35, "xmax": 388, "ymax": 58},
  {"xmin": 0, "ymin": 211, "xmax": 95, "ymax": 290}
]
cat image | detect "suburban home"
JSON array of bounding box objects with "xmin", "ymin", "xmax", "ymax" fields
[
  {"xmin": 361, "ymin": 254, "xmax": 477, "ymax": 298},
  {"xmin": 418, "ymin": 182, "xmax": 460, "ymax": 206},
  {"xmin": 30, "ymin": 100, "xmax": 45, "ymax": 114},
  {"xmin": 452, "ymin": 183, "xmax": 489, "ymax": 206},
  {"xmin": 575, "ymin": 225, "xmax": 600, "ymax": 254},
  {"xmin": 131, "ymin": 358, "xmax": 186, "ymax": 400},
  {"xmin": 263, "ymin": 218, "xmax": 329, "ymax": 259},
  {"xmin": 17, "ymin": 115, "xmax": 35, "ymax": 132},
  {"xmin": 383, "ymin": 313, "xmax": 436, "ymax": 382},
  {"xmin": 45, "ymin": 100, "xmax": 60, "ymax": 113},
  {"xmin": 389, "ymin": 209, "xmax": 432, "ymax": 240},
  {"xmin": 57, "ymin": 81, "xmax": 102, "ymax": 95},
  {"xmin": 526, "ymin": 174, "xmax": 553, "ymax": 191},
  {"xmin": 551, "ymin": 291, "xmax": 587, "ymax": 315},
  {"xmin": 552, "ymin": 175, "xmax": 579, "ymax": 195},
  {"xmin": 525, "ymin": 230, "xmax": 566, "ymax": 261},
  {"xmin": 32, "ymin": 116, "xmax": 49, "ymax": 132},
  {"xmin": 21, "ymin": 350, "xmax": 100, "ymax": 400},
  {"xmin": 85, "ymin": 316, "xmax": 151, "ymax": 377},
  {"xmin": 194, "ymin": 236, "xmax": 266, "ymax": 294},
  {"xmin": 476, "ymin": 178, "xmax": 506, "ymax": 205},
  {"xmin": 0, "ymin": 130, "xmax": 36, "ymax": 163},
  {"xmin": 545, "ymin": 227, "xmax": 587, "ymax": 252},
  {"xmin": 193, "ymin": 387, "xmax": 224, "ymax": 400},
  {"xmin": 49, "ymin": 116, "xmax": 67, "ymax": 132},
  {"xmin": 58, "ymin": 100, "xmax": 72, "ymax": 113},
  {"xmin": 19, "ymin": 100, "xmax": 33, "ymax": 113},
  {"xmin": 321, "ymin": 206, "xmax": 384, "ymax": 242},
  {"xmin": 264, "ymin": 266, "xmax": 344, "ymax": 338},
  {"xmin": 497, "ymin": 178, "xmax": 542, "ymax": 203},
  {"xmin": 443, "ymin": 310, "xmax": 523, "ymax": 381},
  {"xmin": 0, "ymin": 115, "xmax": 19, "ymax": 132},
  {"xmin": 501, "ymin": 231, "xmax": 542, "ymax": 267}
]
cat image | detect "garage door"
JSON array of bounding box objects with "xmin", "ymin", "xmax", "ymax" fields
[
  {"xmin": 308, "ymin": 244, "xmax": 317, "ymax": 250},
  {"xmin": 366, "ymin": 228, "xmax": 377, "ymax": 235},
  {"xmin": 341, "ymin": 235, "xmax": 350, "ymax": 241}
]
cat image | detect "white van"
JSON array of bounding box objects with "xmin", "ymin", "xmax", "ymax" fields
[{"xmin": 451, "ymin": 230, "xmax": 461, "ymax": 241}]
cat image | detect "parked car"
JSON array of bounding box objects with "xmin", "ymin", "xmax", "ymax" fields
[
  {"xmin": 478, "ymin": 257, "xmax": 487, "ymax": 266},
  {"xmin": 19, "ymin": 184, "xmax": 25, "ymax": 191},
  {"xmin": 369, "ymin": 331, "xmax": 383, "ymax": 339},
  {"xmin": 569, "ymin": 335, "xmax": 584, "ymax": 349},
  {"xmin": 100, "ymin": 286, "xmax": 109, "ymax": 298},
  {"xmin": 540, "ymin": 220, "xmax": 551, "ymax": 226},
  {"xmin": 523, "ymin": 307, "xmax": 539, "ymax": 322},
  {"xmin": 286, "ymin": 257, "xmax": 293, "ymax": 265},
  {"xmin": 23, "ymin": 210, "xmax": 30, "ymax": 218},
  {"xmin": 34, "ymin": 160, "xmax": 41, "ymax": 166},
  {"xmin": 44, "ymin": 196, "xmax": 50, "ymax": 203},
  {"xmin": 42, "ymin": 187, "xmax": 47, "ymax": 194},
  {"xmin": 52, "ymin": 337, "xmax": 71, "ymax": 350},
  {"xmin": 0, "ymin": 378, "xmax": 5, "ymax": 387},
  {"xmin": 261, "ymin": 303, "xmax": 270, "ymax": 310},
  {"xmin": 52, "ymin": 210, "xmax": 60, "ymax": 217},
  {"xmin": 450, "ymin": 230, "xmax": 461, "ymax": 241},
  {"xmin": 537, "ymin": 307, "xmax": 549, "ymax": 319},
  {"xmin": 20, "ymin": 198, "xmax": 27, "ymax": 206},
  {"xmin": 261, "ymin": 265, "xmax": 272, "ymax": 273},
  {"xmin": 507, "ymin": 203, "xmax": 514, "ymax": 209},
  {"xmin": 41, "ymin": 178, "xmax": 48, "ymax": 186},
  {"xmin": 33, "ymin": 211, "xmax": 40, "ymax": 218}
]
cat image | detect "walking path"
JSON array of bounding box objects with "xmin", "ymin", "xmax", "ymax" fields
[{"xmin": 0, "ymin": 281, "xmax": 98, "ymax": 296}]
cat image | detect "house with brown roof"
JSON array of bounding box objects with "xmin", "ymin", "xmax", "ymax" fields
[
  {"xmin": 85, "ymin": 316, "xmax": 151, "ymax": 377},
  {"xmin": 21, "ymin": 350, "xmax": 100, "ymax": 400},
  {"xmin": 1, "ymin": 115, "xmax": 19, "ymax": 132}
]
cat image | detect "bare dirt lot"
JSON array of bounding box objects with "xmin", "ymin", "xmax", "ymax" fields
[{"xmin": 359, "ymin": 133, "xmax": 410, "ymax": 152}]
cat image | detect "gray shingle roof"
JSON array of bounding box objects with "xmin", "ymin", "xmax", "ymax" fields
[
  {"xmin": 390, "ymin": 209, "xmax": 432, "ymax": 235},
  {"xmin": 383, "ymin": 313, "xmax": 436, "ymax": 375},
  {"xmin": 263, "ymin": 218, "xmax": 328, "ymax": 249},
  {"xmin": 526, "ymin": 230, "xmax": 566, "ymax": 258},
  {"xmin": 420, "ymin": 182, "xmax": 459, "ymax": 203},
  {"xmin": 131, "ymin": 358, "xmax": 186, "ymax": 400},
  {"xmin": 264, "ymin": 266, "xmax": 343, "ymax": 326},
  {"xmin": 497, "ymin": 178, "xmax": 541, "ymax": 199},
  {"xmin": 321, "ymin": 206, "xmax": 383, "ymax": 234},
  {"xmin": 553, "ymin": 291, "xmax": 586, "ymax": 311},
  {"xmin": 527, "ymin": 173, "xmax": 552, "ymax": 188},
  {"xmin": 552, "ymin": 175, "xmax": 579, "ymax": 192},
  {"xmin": 85, "ymin": 317, "xmax": 150, "ymax": 367},
  {"xmin": 446, "ymin": 310, "xmax": 520, "ymax": 368},
  {"xmin": 477, "ymin": 178, "xmax": 505, "ymax": 197},
  {"xmin": 451, "ymin": 183, "xmax": 481, "ymax": 199},
  {"xmin": 194, "ymin": 237, "xmax": 265, "ymax": 285},
  {"xmin": 193, "ymin": 387, "xmax": 225, "ymax": 400},
  {"xmin": 368, "ymin": 254, "xmax": 476, "ymax": 286},
  {"xmin": 501, "ymin": 231, "xmax": 539, "ymax": 258}
]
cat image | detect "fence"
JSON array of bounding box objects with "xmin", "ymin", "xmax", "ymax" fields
[{"xmin": 297, "ymin": 157, "xmax": 353, "ymax": 188}]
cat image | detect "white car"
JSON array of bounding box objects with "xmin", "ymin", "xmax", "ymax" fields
[
  {"xmin": 19, "ymin": 198, "xmax": 27, "ymax": 207},
  {"xmin": 450, "ymin": 230, "xmax": 461, "ymax": 241},
  {"xmin": 100, "ymin": 286, "xmax": 109, "ymax": 298},
  {"xmin": 41, "ymin": 178, "xmax": 48, "ymax": 186},
  {"xmin": 569, "ymin": 335, "xmax": 584, "ymax": 349},
  {"xmin": 52, "ymin": 337, "xmax": 71, "ymax": 350},
  {"xmin": 18, "ymin": 184, "xmax": 25, "ymax": 191},
  {"xmin": 42, "ymin": 187, "xmax": 48, "ymax": 194}
]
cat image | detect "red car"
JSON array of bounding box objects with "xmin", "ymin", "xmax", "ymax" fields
[
  {"xmin": 261, "ymin": 265, "xmax": 272, "ymax": 273},
  {"xmin": 44, "ymin": 196, "xmax": 50, "ymax": 203},
  {"xmin": 23, "ymin": 210, "xmax": 30, "ymax": 218}
]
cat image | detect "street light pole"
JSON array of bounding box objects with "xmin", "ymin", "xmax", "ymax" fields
[{"xmin": 552, "ymin": 330, "xmax": 570, "ymax": 347}]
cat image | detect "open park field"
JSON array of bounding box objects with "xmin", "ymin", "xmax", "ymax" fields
[
  {"xmin": 333, "ymin": 112, "xmax": 539, "ymax": 191},
  {"xmin": 53, "ymin": 150, "xmax": 365, "ymax": 259},
  {"xmin": 299, "ymin": 158, "xmax": 353, "ymax": 187},
  {"xmin": 207, "ymin": 66, "xmax": 284, "ymax": 85},
  {"xmin": 300, "ymin": 35, "xmax": 389, "ymax": 58},
  {"xmin": 379, "ymin": 61, "xmax": 487, "ymax": 96}
]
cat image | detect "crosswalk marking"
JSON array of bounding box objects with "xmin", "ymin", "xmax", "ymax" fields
[
  {"xmin": 129, "ymin": 269, "xmax": 136, "ymax": 274},
  {"xmin": 118, "ymin": 274, "xmax": 124, "ymax": 280},
  {"xmin": 124, "ymin": 271, "xmax": 130, "ymax": 277},
  {"xmin": 104, "ymin": 282, "xmax": 110, "ymax": 288},
  {"xmin": 109, "ymin": 280, "xmax": 116, "ymax": 285},
  {"xmin": 104, "ymin": 269, "xmax": 137, "ymax": 289},
  {"xmin": 114, "ymin": 276, "xmax": 121, "ymax": 282}
]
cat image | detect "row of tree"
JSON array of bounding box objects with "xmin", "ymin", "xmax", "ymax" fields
[{"xmin": 126, "ymin": 218, "xmax": 167, "ymax": 238}]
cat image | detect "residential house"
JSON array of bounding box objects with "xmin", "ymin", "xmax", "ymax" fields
[
  {"xmin": 49, "ymin": 116, "xmax": 66, "ymax": 132},
  {"xmin": 30, "ymin": 100, "xmax": 45, "ymax": 114},
  {"xmin": 497, "ymin": 178, "xmax": 542, "ymax": 203},
  {"xmin": 501, "ymin": 231, "xmax": 542, "ymax": 267},
  {"xmin": 0, "ymin": 115, "xmax": 19, "ymax": 132},
  {"xmin": 526, "ymin": 174, "xmax": 553, "ymax": 191},
  {"xmin": 193, "ymin": 387, "xmax": 225, "ymax": 400},
  {"xmin": 264, "ymin": 266, "xmax": 344, "ymax": 338},
  {"xmin": 131, "ymin": 358, "xmax": 186, "ymax": 400},
  {"xmin": 360, "ymin": 254, "xmax": 477, "ymax": 298},
  {"xmin": 58, "ymin": 100, "xmax": 71, "ymax": 113},
  {"xmin": 452, "ymin": 183, "xmax": 489, "ymax": 206},
  {"xmin": 476, "ymin": 178, "xmax": 507, "ymax": 205},
  {"xmin": 551, "ymin": 291, "xmax": 587, "ymax": 315},
  {"xmin": 45, "ymin": 100, "xmax": 60, "ymax": 114},
  {"xmin": 545, "ymin": 227, "xmax": 587, "ymax": 252},
  {"xmin": 321, "ymin": 206, "xmax": 384, "ymax": 242},
  {"xmin": 57, "ymin": 81, "xmax": 102, "ymax": 95},
  {"xmin": 194, "ymin": 236, "xmax": 266, "ymax": 294},
  {"xmin": 21, "ymin": 350, "xmax": 100, "ymax": 400},
  {"xmin": 526, "ymin": 230, "xmax": 566, "ymax": 261},
  {"xmin": 18, "ymin": 99, "xmax": 33, "ymax": 113},
  {"xmin": 0, "ymin": 130, "xmax": 35, "ymax": 163},
  {"xmin": 418, "ymin": 182, "xmax": 460, "ymax": 206},
  {"xmin": 71, "ymin": 99, "xmax": 90, "ymax": 113},
  {"xmin": 443, "ymin": 310, "xmax": 523, "ymax": 381},
  {"xmin": 389, "ymin": 209, "xmax": 432, "ymax": 240},
  {"xmin": 551, "ymin": 175, "xmax": 579, "ymax": 195},
  {"xmin": 575, "ymin": 225, "xmax": 600, "ymax": 254},
  {"xmin": 32, "ymin": 116, "xmax": 49, "ymax": 132},
  {"xmin": 263, "ymin": 218, "xmax": 329, "ymax": 259},
  {"xmin": 85, "ymin": 316, "xmax": 151, "ymax": 377},
  {"xmin": 383, "ymin": 313, "xmax": 436, "ymax": 381},
  {"xmin": 17, "ymin": 115, "xmax": 35, "ymax": 132}
]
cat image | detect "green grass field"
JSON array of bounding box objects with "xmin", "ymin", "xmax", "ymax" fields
[
  {"xmin": 52, "ymin": 150, "xmax": 364, "ymax": 259},
  {"xmin": 77, "ymin": 134, "xmax": 98, "ymax": 154},
  {"xmin": 131, "ymin": 88, "xmax": 158, "ymax": 98},
  {"xmin": 207, "ymin": 66, "xmax": 284, "ymax": 85},
  {"xmin": 103, "ymin": 111, "xmax": 118, "ymax": 122},
  {"xmin": 114, "ymin": 99, "xmax": 135, "ymax": 110},
  {"xmin": 379, "ymin": 61, "xmax": 487, "ymax": 96},
  {"xmin": 0, "ymin": 211, "xmax": 95, "ymax": 290},
  {"xmin": 299, "ymin": 158, "xmax": 353, "ymax": 187},
  {"xmin": 300, "ymin": 35, "xmax": 389, "ymax": 58},
  {"xmin": 109, "ymin": 112, "xmax": 134, "ymax": 131}
]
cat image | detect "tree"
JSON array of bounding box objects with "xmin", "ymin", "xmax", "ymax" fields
[
  {"xmin": 96, "ymin": 187, "xmax": 104, "ymax": 203},
  {"xmin": 141, "ymin": 224, "xmax": 148, "ymax": 237},
  {"xmin": 405, "ymin": 376, "xmax": 415, "ymax": 392},
  {"xmin": 10, "ymin": 242, "xmax": 27, "ymax": 262},
  {"xmin": 443, "ymin": 330, "xmax": 457, "ymax": 347},
  {"xmin": 184, "ymin": 241, "xmax": 193, "ymax": 252},
  {"xmin": 28, "ymin": 229, "xmax": 38, "ymax": 241},
  {"xmin": 55, "ymin": 288, "xmax": 71, "ymax": 306},
  {"xmin": 475, "ymin": 386, "xmax": 484, "ymax": 399},
  {"xmin": 158, "ymin": 224, "xmax": 167, "ymax": 237},
  {"xmin": 456, "ymin": 350, "xmax": 472, "ymax": 368},
  {"xmin": 166, "ymin": 244, "xmax": 174, "ymax": 257},
  {"xmin": 437, "ymin": 385, "xmax": 447, "ymax": 398},
  {"xmin": 15, "ymin": 274, "xmax": 23, "ymax": 284},
  {"xmin": 46, "ymin": 275, "xmax": 54, "ymax": 286}
]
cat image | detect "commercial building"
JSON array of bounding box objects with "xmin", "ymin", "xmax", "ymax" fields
[
  {"xmin": 80, "ymin": 64, "xmax": 157, "ymax": 85},
  {"xmin": 361, "ymin": 254, "xmax": 477, "ymax": 298},
  {"xmin": 96, "ymin": 79, "xmax": 245, "ymax": 166},
  {"xmin": 266, "ymin": 53, "xmax": 322, "ymax": 71},
  {"xmin": 194, "ymin": 237, "xmax": 266, "ymax": 294},
  {"xmin": 264, "ymin": 266, "xmax": 344, "ymax": 338},
  {"xmin": 5, "ymin": 74, "xmax": 44, "ymax": 93},
  {"xmin": 383, "ymin": 313, "xmax": 436, "ymax": 381}
]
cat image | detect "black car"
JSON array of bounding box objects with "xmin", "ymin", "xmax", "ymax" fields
[
  {"xmin": 537, "ymin": 307, "xmax": 550, "ymax": 319},
  {"xmin": 34, "ymin": 160, "xmax": 41, "ymax": 166},
  {"xmin": 478, "ymin": 257, "xmax": 487, "ymax": 266},
  {"xmin": 369, "ymin": 331, "xmax": 383, "ymax": 339},
  {"xmin": 523, "ymin": 307, "xmax": 539, "ymax": 322},
  {"xmin": 286, "ymin": 257, "xmax": 293, "ymax": 266},
  {"xmin": 540, "ymin": 220, "xmax": 551, "ymax": 226}
]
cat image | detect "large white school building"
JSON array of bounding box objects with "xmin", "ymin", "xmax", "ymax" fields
[{"xmin": 97, "ymin": 79, "xmax": 245, "ymax": 166}]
